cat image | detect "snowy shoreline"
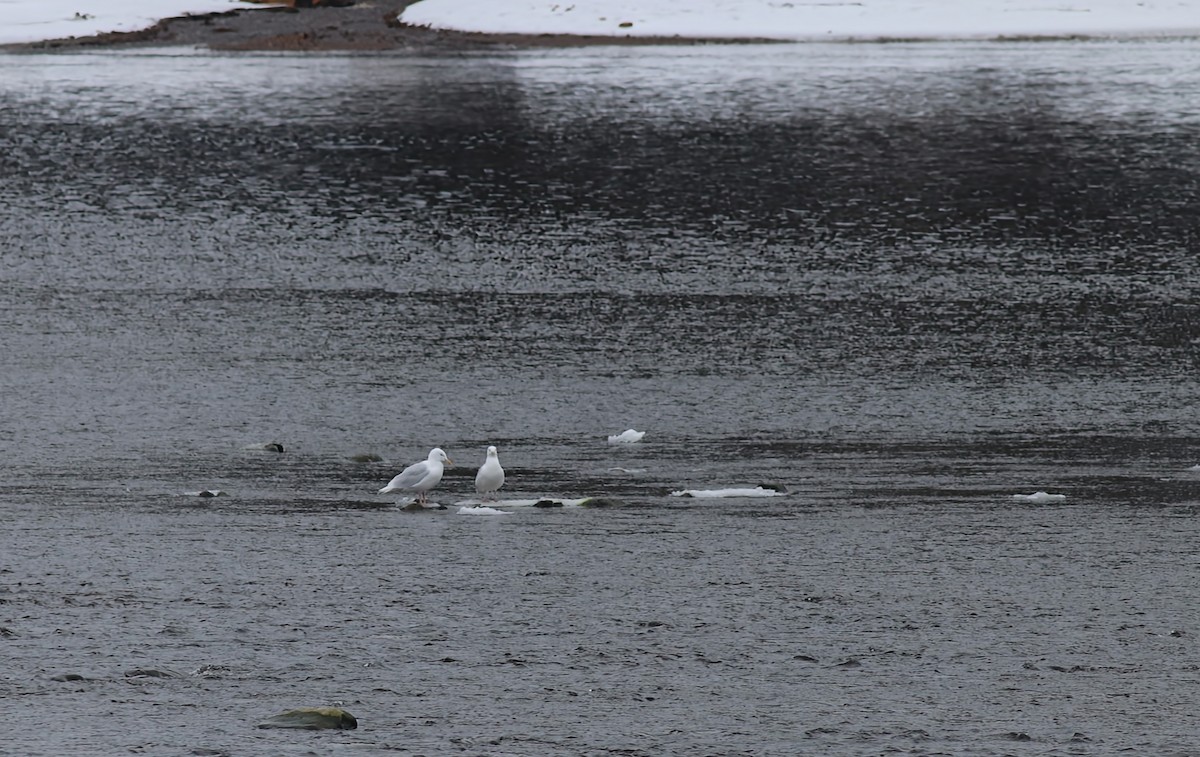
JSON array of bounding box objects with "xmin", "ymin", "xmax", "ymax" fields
[
  {"xmin": 399, "ymin": 0, "xmax": 1200, "ymax": 42},
  {"xmin": 2, "ymin": 0, "xmax": 1199, "ymax": 49},
  {"xmin": 0, "ymin": 0, "xmax": 265, "ymax": 46}
]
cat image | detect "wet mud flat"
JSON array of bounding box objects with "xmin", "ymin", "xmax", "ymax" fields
[{"xmin": 1, "ymin": 2, "xmax": 773, "ymax": 53}]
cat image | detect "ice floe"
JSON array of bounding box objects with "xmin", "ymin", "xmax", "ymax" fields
[
  {"xmin": 607, "ymin": 429, "xmax": 646, "ymax": 444},
  {"xmin": 1011, "ymin": 491, "xmax": 1067, "ymax": 503},
  {"xmin": 454, "ymin": 497, "xmax": 606, "ymax": 508},
  {"xmin": 457, "ymin": 505, "xmax": 513, "ymax": 515},
  {"xmin": 671, "ymin": 486, "xmax": 787, "ymax": 498}
]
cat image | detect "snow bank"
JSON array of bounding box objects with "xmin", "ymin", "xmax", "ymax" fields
[
  {"xmin": 401, "ymin": 0, "xmax": 1200, "ymax": 41},
  {"xmin": 0, "ymin": 0, "xmax": 269, "ymax": 45}
]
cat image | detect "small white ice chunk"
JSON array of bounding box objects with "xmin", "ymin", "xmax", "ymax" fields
[
  {"xmin": 671, "ymin": 487, "xmax": 787, "ymax": 498},
  {"xmin": 1011, "ymin": 491, "xmax": 1066, "ymax": 503},
  {"xmin": 607, "ymin": 429, "xmax": 645, "ymax": 444},
  {"xmin": 457, "ymin": 505, "xmax": 512, "ymax": 515}
]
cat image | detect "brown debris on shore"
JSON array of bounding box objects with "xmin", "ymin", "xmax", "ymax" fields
[{"xmin": 2, "ymin": 2, "xmax": 776, "ymax": 53}]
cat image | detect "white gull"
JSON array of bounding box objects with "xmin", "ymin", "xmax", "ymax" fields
[{"xmin": 380, "ymin": 447, "xmax": 452, "ymax": 506}]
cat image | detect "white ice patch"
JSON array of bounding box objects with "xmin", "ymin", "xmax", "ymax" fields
[
  {"xmin": 454, "ymin": 497, "xmax": 593, "ymax": 508},
  {"xmin": 671, "ymin": 486, "xmax": 786, "ymax": 498},
  {"xmin": 1011, "ymin": 491, "xmax": 1067, "ymax": 503},
  {"xmin": 607, "ymin": 429, "xmax": 645, "ymax": 444},
  {"xmin": 0, "ymin": 0, "xmax": 273, "ymax": 45}
]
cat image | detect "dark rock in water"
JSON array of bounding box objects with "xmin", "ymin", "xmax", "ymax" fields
[
  {"xmin": 242, "ymin": 442, "xmax": 284, "ymax": 453},
  {"xmin": 350, "ymin": 453, "xmax": 383, "ymax": 463},
  {"xmin": 0, "ymin": 626, "xmax": 16, "ymax": 638},
  {"xmin": 793, "ymin": 654, "xmax": 820, "ymax": 663},
  {"xmin": 834, "ymin": 658, "xmax": 861, "ymax": 668},
  {"xmin": 533, "ymin": 499, "xmax": 564, "ymax": 508},
  {"xmin": 197, "ymin": 489, "xmax": 227, "ymax": 498},
  {"xmin": 400, "ymin": 502, "xmax": 446, "ymax": 511},
  {"xmin": 51, "ymin": 673, "xmax": 88, "ymax": 682},
  {"xmin": 580, "ymin": 497, "xmax": 621, "ymax": 508},
  {"xmin": 257, "ymin": 707, "xmax": 358, "ymax": 730},
  {"xmin": 805, "ymin": 726, "xmax": 840, "ymax": 737},
  {"xmin": 124, "ymin": 668, "xmax": 182, "ymax": 678},
  {"xmin": 1002, "ymin": 732, "xmax": 1033, "ymax": 741},
  {"xmin": 757, "ymin": 483, "xmax": 788, "ymax": 493}
]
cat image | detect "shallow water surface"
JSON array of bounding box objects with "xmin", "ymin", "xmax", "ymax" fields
[{"xmin": 1, "ymin": 40, "xmax": 1199, "ymax": 755}]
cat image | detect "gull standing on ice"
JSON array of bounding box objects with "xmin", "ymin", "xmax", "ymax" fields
[
  {"xmin": 380, "ymin": 447, "xmax": 452, "ymax": 506},
  {"xmin": 475, "ymin": 445, "xmax": 505, "ymax": 501}
]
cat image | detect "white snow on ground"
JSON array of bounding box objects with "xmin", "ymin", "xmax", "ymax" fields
[
  {"xmin": 400, "ymin": 0, "xmax": 1200, "ymax": 40},
  {"xmin": 0, "ymin": 0, "xmax": 271, "ymax": 45},
  {"xmin": 3, "ymin": 0, "xmax": 1197, "ymax": 45}
]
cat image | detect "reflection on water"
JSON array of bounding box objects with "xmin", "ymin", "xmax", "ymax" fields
[
  {"xmin": 1, "ymin": 43, "xmax": 1197, "ymax": 463},
  {"xmin": 2, "ymin": 40, "xmax": 1200, "ymax": 755}
]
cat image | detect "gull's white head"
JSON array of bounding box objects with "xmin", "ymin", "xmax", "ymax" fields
[
  {"xmin": 429, "ymin": 447, "xmax": 452, "ymax": 466},
  {"xmin": 487, "ymin": 445, "xmax": 498, "ymax": 457}
]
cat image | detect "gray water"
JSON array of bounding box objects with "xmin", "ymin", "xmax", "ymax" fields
[{"xmin": 2, "ymin": 40, "xmax": 1200, "ymax": 755}]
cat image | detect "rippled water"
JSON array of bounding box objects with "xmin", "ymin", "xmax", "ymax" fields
[{"xmin": 2, "ymin": 41, "xmax": 1200, "ymax": 755}]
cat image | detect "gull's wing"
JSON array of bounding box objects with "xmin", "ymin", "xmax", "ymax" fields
[{"xmin": 380, "ymin": 461, "xmax": 429, "ymax": 493}]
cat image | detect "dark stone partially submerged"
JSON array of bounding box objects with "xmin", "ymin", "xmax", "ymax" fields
[
  {"xmin": 257, "ymin": 706, "xmax": 358, "ymax": 730},
  {"xmin": 579, "ymin": 497, "xmax": 622, "ymax": 508},
  {"xmin": 50, "ymin": 673, "xmax": 89, "ymax": 682},
  {"xmin": 124, "ymin": 668, "xmax": 183, "ymax": 678}
]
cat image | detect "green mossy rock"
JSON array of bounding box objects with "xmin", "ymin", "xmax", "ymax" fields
[{"xmin": 257, "ymin": 707, "xmax": 358, "ymax": 730}]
